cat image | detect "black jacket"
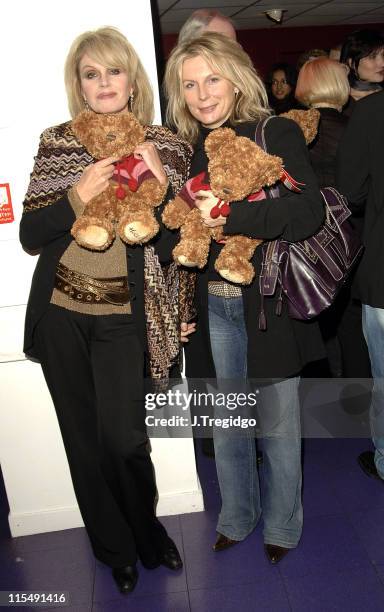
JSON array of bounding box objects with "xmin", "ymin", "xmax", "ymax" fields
[
  {"xmin": 337, "ymin": 90, "xmax": 384, "ymax": 307},
  {"xmin": 185, "ymin": 117, "xmax": 326, "ymax": 380},
  {"xmin": 308, "ymin": 107, "xmax": 349, "ymax": 189}
]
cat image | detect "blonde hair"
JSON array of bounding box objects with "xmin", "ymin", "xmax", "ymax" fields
[
  {"xmin": 64, "ymin": 26, "xmax": 154, "ymax": 123},
  {"xmin": 178, "ymin": 10, "xmax": 235, "ymax": 44},
  {"xmin": 165, "ymin": 33, "xmax": 270, "ymax": 143},
  {"xmin": 296, "ymin": 57, "xmax": 350, "ymax": 109}
]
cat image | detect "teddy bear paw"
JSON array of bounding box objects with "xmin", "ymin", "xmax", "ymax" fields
[
  {"xmin": 71, "ymin": 216, "xmax": 114, "ymax": 251},
  {"xmin": 176, "ymin": 255, "xmax": 200, "ymax": 267},
  {"xmin": 73, "ymin": 225, "xmax": 114, "ymax": 250},
  {"xmin": 119, "ymin": 220, "xmax": 159, "ymax": 245},
  {"xmin": 218, "ymin": 266, "xmax": 255, "ymax": 285},
  {"xmin": 173, "ymin": 240, "xmax": 209, "ymax": 269}
]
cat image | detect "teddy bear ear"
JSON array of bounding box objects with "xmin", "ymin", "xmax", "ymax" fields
[
  {"xmin": 72, "ymin": 110, "xmax": 99, "ymax": 146},
  {"xmin": 280, "ymin": 108, "xmax": 320, "ymax": 145},
  {"xmin": 205, "ymin": 127, "xmax": 236, "ymax": 156},
  {"xmin": 120, "ymin": 113, "xmax": 146, "ymax": 148}
]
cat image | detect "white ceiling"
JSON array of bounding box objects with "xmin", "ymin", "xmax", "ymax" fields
[{"xmin": 158, "ymin": 0, "xmax": 384, "ymax": 33}]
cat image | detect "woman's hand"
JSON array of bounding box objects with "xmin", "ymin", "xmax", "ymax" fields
[
  {"xmin": 180, "ymin": 321, "xmax": 196, "ymax": 343},
  {"xmin": 134, "ymin": 141, "xmax": 168, "ymax": 186},
  {"xmin": 75, "ymin": 157, "xmax": 119, "ymax": 203},
  {"xmin": 195, "ymin": 190, "xmax": 227, "ymax": 228}
]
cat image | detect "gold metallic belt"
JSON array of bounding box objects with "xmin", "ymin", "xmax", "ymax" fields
[
  {"xmin": 54, "ymin": 262, "xmax": 129, "ymax": 306},
  {"xmin": 208, "ymin": 281, "xmax": 242, "ymax": 298}
]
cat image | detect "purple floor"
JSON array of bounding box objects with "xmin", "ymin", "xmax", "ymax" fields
[{"xmin": 2, "ymin": 439, "xmax": 384, "ymax": 611}]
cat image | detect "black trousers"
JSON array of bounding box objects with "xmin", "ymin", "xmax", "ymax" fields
[{"xmin": 34, "ymin": 304, "xmax": 170, "ymax": 568}]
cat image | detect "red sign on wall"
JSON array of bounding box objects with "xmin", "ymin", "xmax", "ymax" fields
[{"xmin": 0, "ymin": 183, "xmax": 14, "ymax": 224}]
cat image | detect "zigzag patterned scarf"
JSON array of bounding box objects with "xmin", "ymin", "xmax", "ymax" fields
[{"xmin": 144, "ymin": 247, "xmax": 180, "ymax": 382}]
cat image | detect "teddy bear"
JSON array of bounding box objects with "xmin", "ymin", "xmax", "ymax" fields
[
  {"xmin": 280, "ymin": 108, "xmax": 320, "ymax": 145},
  {"xmin": 162, "ymin": 109, "xmax": 320, "ymax": 285},
  {"xmin": 70, "ymin": 110, "xmax": 168, "ymax": 251},
  {"xmin": 162, "ymin": 128, "xmax": 283, "ymax": 284}
]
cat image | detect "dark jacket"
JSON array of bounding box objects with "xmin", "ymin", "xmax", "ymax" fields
[
  {"xmin": 185, "ymin": 117, "xmax": 326, "ymax": 380},
  {"xmin": 342, "ymin": 96, "xmax": 356, "ymax": 119},
  {"xmin": 20, "ymin": 122, "xmax": 191, "ymax": 362},
  {"xmin": 337, "ymin": 89, "xmax": 384, "ymax": 308},
  {"xmin": 308, "ymin": 107, "xmax": 349, "ymax": 188}
]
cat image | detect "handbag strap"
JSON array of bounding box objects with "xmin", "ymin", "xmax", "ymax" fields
[
  {"xmin": 255, "ymin": 115, "xmax": 275, "ymax": 149},
  {"xmin": 255, "ymin": 117, "xmax": 280, "ymax": 199},
  {"xmin": 255, "ymin": 117, "xmax": 281, "ymax": 329}
]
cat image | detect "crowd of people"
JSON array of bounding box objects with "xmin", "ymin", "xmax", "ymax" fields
[{"xmin": 19, "ymin": 7, "xmax": 384, "ymax": 596}]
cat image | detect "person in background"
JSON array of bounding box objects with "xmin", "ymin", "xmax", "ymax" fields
[
  {"xmin": 178, "ymin": 9, "xmax": 236, "ymax": 44},
  {"xmin": 338, "ymin": 90, "xmax": 384, "ymax": 483},
  {"xmin": 165, "ymin": 33, "xmax": 325, "ymax": 564},
  {"xmin": 333, "ymin": 29, "xmax": 384, "ymax": 378},
  {"xmin": 329, "ymin": 43, "xmax": 342, "ymax": 62},
  {"xmin": 266, "ymin": 62, "xmax": 301, "ymax": 115},
  {"xmin": 20, "ymin": 26, "xmax": 193, "ymax": 595},
  {"xmin": 296, "ymin": 57, "xmax": 349, "ymax": 192},
  {"xmin": 340, "ymin": 29, "xmax": 384, "ymax": 116},
  {"xmin": 296, "ymin": 57, "xmax": 358, "ymax": 377},
  {"xmin": 296, "ymin": 48, "xmax": 328, "ymax": 71}
]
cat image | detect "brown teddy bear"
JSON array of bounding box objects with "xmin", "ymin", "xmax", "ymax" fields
[
  {"xmin": 70, "ymin": 110, "xmax": 168, "ymax": 250},
  {"xmin": 280, "ymin": 108, "xmax": 320, "ymax": 145},
  {"xmin": 162, "ymin": 109, "xmax": 320, "ymax": 285},
  {"xmin": 162, "ymin": 128, "xmax": 283, "ymax": 284}
]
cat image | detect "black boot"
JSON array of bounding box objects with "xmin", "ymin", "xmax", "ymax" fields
[{"xmin": 112, "ymin": 565, "xmax": 138, "ymax": 594}]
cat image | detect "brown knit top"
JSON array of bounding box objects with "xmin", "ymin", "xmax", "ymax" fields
[{"xmin": 50, "ymin": 187, "xmax": 131, "ymax": 315}]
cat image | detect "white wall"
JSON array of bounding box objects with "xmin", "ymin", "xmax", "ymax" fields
[{"xmin": 0, "ymin": 0, "xmax": 203, "ymax": 537}]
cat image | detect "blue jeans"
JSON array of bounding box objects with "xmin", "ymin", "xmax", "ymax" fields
[
  {"xmin": 362, "ymin": 305, "xmax": 384, "ymax": 479},
  {"xmin": 208, "ymin": 293, "xmax": 303, "ymax": 548}
]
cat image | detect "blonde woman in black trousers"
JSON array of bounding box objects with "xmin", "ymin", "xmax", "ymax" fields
[{"xmin": 20, "ymin": 26, "xmax": 194, "ymax": 595}]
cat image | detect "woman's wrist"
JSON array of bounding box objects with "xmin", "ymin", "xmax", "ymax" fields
[
  {"xmin": 68, "ymin": 186, "xmax": 87, "ymax": 217},
  {"xmin": 74, "ymin": 183, "xmax": 90, "ymax": 204}
]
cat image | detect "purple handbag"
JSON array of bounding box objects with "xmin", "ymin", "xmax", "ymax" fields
[{"xmin": 255, "ymin": 117, "xmax": 363, "ymax": 328}]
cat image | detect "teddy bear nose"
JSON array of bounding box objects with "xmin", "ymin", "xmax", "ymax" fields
[
  {"xmin": 106, "ymin": 133, "xmax": 116, "ymax": 141},
  {"xmin": 222, "ymin": 188, "xmax": 231, "ymax": 194}
]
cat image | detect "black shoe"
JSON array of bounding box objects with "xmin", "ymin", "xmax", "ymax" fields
[
  {"xmin": 141, "ymin": 557, "xmax": 160, "ymax": 570},
  {"xmin": 358, "ymin": 451, "xmax": 384, "ymax": 481},
  {"xmin": 212, "ymin": 533, "xmax": 239, "ymax": 552},
  {"xmin": 159, "ymin": 542, "xmax": 183, "ymax": 570},
  {"xmin": 264, "ymin": 544, "xmax": 290, "ymax": 564},
  {"xmin": 112, "ymin": 565, "xmax": 138, "ymax": 594}
]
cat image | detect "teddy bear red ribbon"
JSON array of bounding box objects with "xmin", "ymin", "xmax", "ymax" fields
[
  {"xmin": 190, "ymin": 171, "xmax": 230, "ymax": 218},
  {"xmin": 114, "ymin": 156, "xmax": 155, "ymax": 199}
]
